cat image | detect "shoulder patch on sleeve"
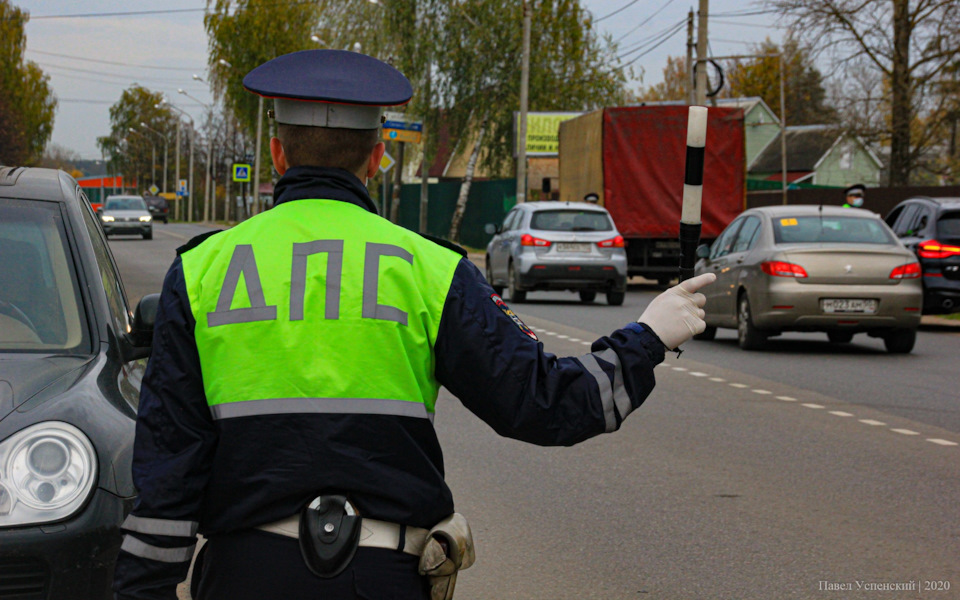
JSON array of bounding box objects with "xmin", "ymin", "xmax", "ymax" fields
[
  {"xmin": 490, "ymin": 293, "xmax": 538, "ymax": 341},
  {"xmin": 177, "ymin": 229, "xmax": 224, "ymax": 255},
  {"xmin": 418, "ymin": 233, "xmax": 468, "ymax": 257}
]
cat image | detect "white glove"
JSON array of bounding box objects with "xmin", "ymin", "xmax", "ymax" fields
[{"xmin": 638, "ymin": 273, "xmax": 716, "ymax": 350}]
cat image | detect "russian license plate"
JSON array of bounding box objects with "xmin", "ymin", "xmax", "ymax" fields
[
  {"xmin": 821, "ymin": 298, "xmax": 878, "ymax": 314},
  {"xmin": 555, "ymin": 243, "xmax": 591, "ymax": 253}
]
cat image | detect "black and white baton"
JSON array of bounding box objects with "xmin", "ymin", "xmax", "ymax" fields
[{"xmin": 679, "ymin": 106, "xmax": 707, "ymax": 283}]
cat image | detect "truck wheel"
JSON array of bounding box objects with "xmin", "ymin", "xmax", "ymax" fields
[
  {"xmin": 883, "ymin": 329, "xmax": 916, "ymax": 354},
  {"xmin": 485, "ymin": 259, "xmax": 504, "ymax": 296},
  {"xmin": 693, "ymin": 325, "xmax": 716, "ymax": 341},
  {"xmin": 508, "ymin": 263, "xmax": 526, "ymax": 303},
  {"xmin": 579, "ymin": 291, "xmax": 596, "ymax": 303},
  {"xmin": 737, "ymin": 293, "xmax": 766, "ymax": 350},
  {"xmin": 606, "ymin": 291, "xmax": 625, "ymax": 306}
]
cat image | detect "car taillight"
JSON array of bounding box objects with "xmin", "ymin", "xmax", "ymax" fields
[
  {"xmin": 520, "ymin": 234, "xmax": 551, "ymax": 247},
  {"xmin": 917, "ymin": 239, "xmax": 960, "ymax": 259},
  {"xmin": 597, "ymin": 235, "xmax": 624, "ymax": 248},
  {"xmin": 761, "ymin": 261, "xmax": 808, "ymax": 278},
  {"xmin": 889, "ymin": 262, "xmax": 921, "ymax": 279}
]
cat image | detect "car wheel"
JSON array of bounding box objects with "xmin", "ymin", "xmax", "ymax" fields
[
  {"xmin": 485, "ymin": 258, "xmax": 504, "ymax": 296},
  {"xmin": 508, "ymin": 263, "xmax": 526, "ymax": 303},
  {"xmin": 142, "ymin": 230, "xmax": 153, "ymax": 240},
  {"xmin": 657, "ymin": 277, "xmax": 672, "ymax": 287},
  {"xmin": 579, "ymin": 291, "xmax": 597, "ymax": 303},
  {"xmin": 693, "ymin": 325, "xmax": 717, "ymax": 341},
  {"xmin": 737, "ymin": 293, "xmax": 766, "ymax": 350},
  {"xmin": 606, "ymin": 291, "xmax": 625, "ymax": 306},
  {"xmin": 883, "ymin": 328, "xmax": 916, "ymax": 354},
  {"xmin": 828, "ymin": 331, "xmax": 854, "ymax": 344}
]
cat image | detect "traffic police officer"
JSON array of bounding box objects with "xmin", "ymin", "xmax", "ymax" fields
[
  {"xmin": 843, "ymin": 184, "xmax": 866, "ymax": 208},
  {"xmin": 112, "ymin": 49, "xmax": 716, "ymax": 600}
]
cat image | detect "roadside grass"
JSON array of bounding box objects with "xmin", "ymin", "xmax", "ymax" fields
[{"xmin": 943, "ymin": 312, "xmax": 960, "ymax": 321}]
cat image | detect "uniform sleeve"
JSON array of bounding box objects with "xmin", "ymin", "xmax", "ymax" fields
[
  {"xmin": 435, "ymin": 258, "xmax": 665, "ymax": 447},
  {"xmin": 113, "ymin": 256, "xmax": 217, "ymax": 600}
]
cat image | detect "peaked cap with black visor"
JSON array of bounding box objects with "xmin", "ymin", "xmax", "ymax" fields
[{"xmin": 243, "ymin": 49, "xmax": 413, "ymax": 130}]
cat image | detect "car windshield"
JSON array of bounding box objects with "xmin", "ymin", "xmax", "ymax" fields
[
  {"xmin": 937, "ymin": 211, "xmax": 960, "ymax": 242},
  {"xmin": 0, "ymin": 199, "xmax": 89, "ymax": 353},
  {"xmin": 530, "ymin": 209, "xmax": 613, "ymax": 232},
  {"xmin": 105, "ymin": 197, "xmax": 146, "ymax": 211},
  {"xmin": 772, "ymin": 216, "xmax": 895, "ymax": 245}
]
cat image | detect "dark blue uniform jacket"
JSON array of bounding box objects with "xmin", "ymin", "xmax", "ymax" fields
[{"xmin": 113, "ymin": 167, "xmax": 666, "ymax": 599}]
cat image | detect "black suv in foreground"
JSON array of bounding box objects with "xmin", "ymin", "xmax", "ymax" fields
[
  {"xmin": 0, "ymin": 166, "xmax": 157, "ymax": 598},
  {"xmin": 885, "ymin": 196, "xmax": 960, "ymax": 314}
]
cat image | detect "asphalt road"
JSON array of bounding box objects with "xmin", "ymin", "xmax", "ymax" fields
[{"xmin": 110, "ymin": 224, "xmax": 959, "ymax": 599}]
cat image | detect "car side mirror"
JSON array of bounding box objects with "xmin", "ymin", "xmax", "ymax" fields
[
  {"xmin": 125, "ymin": 293, "xmax": 160, "ymax": 361},
  {"xmin": 696, "ymin": 243, "xmax": 711, "ymax": 259},
  {"xmin": 484, "ymin": 223, "xmax": 496, "ymax": 235}
]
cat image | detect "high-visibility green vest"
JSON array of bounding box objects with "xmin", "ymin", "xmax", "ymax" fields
[{"xmin": 179, "ymin": 199, "xmax": 462, "ymax": 421}]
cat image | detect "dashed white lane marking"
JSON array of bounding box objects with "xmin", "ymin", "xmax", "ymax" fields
[
  {"xmin": 535, "ymin": 328, "xmax": 957, "ymax": 449},
  {"xmin": 891, "ymin": 428, "xmax": 920, "ymax": 436}
]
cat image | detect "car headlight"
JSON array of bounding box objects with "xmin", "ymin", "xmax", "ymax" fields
[
  {"xmin": 101, "ymin": 215, "xmax": 115, "ymax": 222},
  {"xmin": 139, "ymin": 215, "xmax": 152, "ymax": 222},
  {"xmin": 0, "ymin": 422, "xmax": 97, "ymax": 527}
]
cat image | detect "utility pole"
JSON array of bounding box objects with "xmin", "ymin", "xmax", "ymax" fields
[
  {"xmin": 175, "ymin": 122, "xmax": 181, "ymax": 220},
  {"xmin": 188, "ymin": 127, "xmax": 195, "ymax": 222},
  {"xmin": 390, "ymin": 141, "xmax": 405, "ymax": 223},
  {"xmin": 225, "ymin": 118, "xmax": 232, "ymax": 222},
  {"xmin": 253, "ymin": 95, "xmax": 264, "ymax": 215},
  {"xmin": 516, "ymin": 0, "xmax": 532, "ymax": 204},
  {"xmin": 419, "ymin": 68, "xmax": 431, "ymax": 234},
  {"xmin": 780, "ymin": 53, "xmax": 788, "ymax": 205},
  {"xmin": 695, "ymin": 0, "xmax": 709, "ymax": 106},
  {"xmin": 686, "ymin": 9, "xmax": 695, "ymax": 105}
]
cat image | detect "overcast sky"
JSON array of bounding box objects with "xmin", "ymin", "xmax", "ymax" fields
[{"xmin": 15, "ymin": 0, "xmax": 785, "ymax": 159}]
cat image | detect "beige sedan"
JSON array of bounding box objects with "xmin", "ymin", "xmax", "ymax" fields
[{"xmin": 693, "ymin": 205, "xmax": 923, "ymax": 353}]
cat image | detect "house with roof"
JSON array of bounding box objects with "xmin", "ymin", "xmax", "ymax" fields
[{"xmin": 749, "ymin": 125, "xmax": 883, "ymax": 187}]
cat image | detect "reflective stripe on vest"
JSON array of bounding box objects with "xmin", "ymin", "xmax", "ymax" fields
[{"xmin": 180, "ymin": 200, "xmax": 461, "ymax": 419}]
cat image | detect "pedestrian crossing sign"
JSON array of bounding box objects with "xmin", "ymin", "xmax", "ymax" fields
[{"xmin": 233, "ymin": 163, "xmax": 252, "ymax": 182}]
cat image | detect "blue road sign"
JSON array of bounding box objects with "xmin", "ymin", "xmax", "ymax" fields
[{"xmin": 233, "ymin": 163, "xmax": 252, "ymax": 182}]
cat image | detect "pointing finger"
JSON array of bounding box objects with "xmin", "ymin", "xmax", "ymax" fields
[{"xmin": 678, "ymin": 272, "xmax": 716, "ymax": 294}]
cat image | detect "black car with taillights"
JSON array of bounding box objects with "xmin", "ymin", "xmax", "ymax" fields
[
  {"xmin": 0, "ymin": 166, "xmax": 157, "ymax": 599},
  {"xmin": 885, "ymin": 197, "xmax": 960, "ymax": 314}
]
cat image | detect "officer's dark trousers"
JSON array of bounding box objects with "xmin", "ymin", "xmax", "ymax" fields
[{"xmin": 193, "ymin": 530, "xmax": 430, "ymax": 599}]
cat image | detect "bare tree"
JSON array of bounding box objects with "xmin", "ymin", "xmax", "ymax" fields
[{"xmin": 769, "ymin": 0, "xmax": 960, "ymax": 185}]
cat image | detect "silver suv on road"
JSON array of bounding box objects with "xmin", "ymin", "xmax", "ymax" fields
[{"xmin": 485, "ymin": 201, "xmax": 628, "ymax": 305}]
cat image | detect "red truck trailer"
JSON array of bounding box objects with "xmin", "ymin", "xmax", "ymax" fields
[{"xmin": 558, "ymin": 105, "xmax": 745, "ymax": 283}]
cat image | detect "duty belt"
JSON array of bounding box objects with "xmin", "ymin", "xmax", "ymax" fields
[{"xmin": 257, "ymin": 514, "xmax": 429, "ymax": 557}]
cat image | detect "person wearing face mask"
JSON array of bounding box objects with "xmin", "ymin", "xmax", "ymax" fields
[
  {"xmin": 112, "ymin": 49, "xmax": 716, "ymax": 600},
  {"xmin": 843, "ymin": 184, "xmax": 866, "ymax": 208}
]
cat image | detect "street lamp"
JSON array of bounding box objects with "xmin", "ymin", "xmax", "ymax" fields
[
  {"xmin": 128, "ymin": 127, "xmax": 156, "ymax": 192},
  {"xmin": 219, "ymin": 59, "xmax": 265, "ymax": 217},
  {"xmin": 139, "ymin": 122, "xmax": 169, "ymax": 194},
  {"xmin": 179, "ymin": 88, "xmax": 216, "ymax": 223},
  {"xmin": 159, "ymin": 97, "xmax": 195, "ymax": 222}
]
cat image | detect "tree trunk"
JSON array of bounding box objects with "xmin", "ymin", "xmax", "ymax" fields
[
  {"xmin": 389, "ymin": 141, "xmax": 405, "ymax": 224},
  {"xmin": 889, "ymin": 0, "xmax": 911, "ymax": 186},
  {"xmin": 448, "ymin": 118, "xmax": 487, "ymax": 243}
]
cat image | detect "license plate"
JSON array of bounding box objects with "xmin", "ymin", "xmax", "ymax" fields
[
  {"xmin": 555, "ymin": 243, "xmax": 591, "ymax": 253},
  {"xmin": 821, "ymin": 298, "xmax": 878, "ymax": 314}
]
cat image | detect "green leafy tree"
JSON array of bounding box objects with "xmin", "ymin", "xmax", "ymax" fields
[
  {"xmin": 0, "ymin": 0, "xmax": 57, "ymax": 165},
  {"xmin": 723, "ymin": 37, "xmax": 835, "ymax": 126},
  {"xmin": 97, "ymin": 86, "xmax": 178, "ymax": 192},
  {"xmin": 636, "ymin": 55, "xmax": 689, "ymax": 103}
]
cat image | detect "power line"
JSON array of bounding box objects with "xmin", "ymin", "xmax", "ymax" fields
[
  {"xmin": 614, "ymin": 20, "xmax": 687, "ymax": 70},
  {"xmin": 27, "ymin": 7, "xmax": 207, "ymax": 20},
  {"xmin": 614, "ymin": 0, "xmax": 677, "ymax": 45},
  {"xmin": 26, "ymin": 49, "xmax": 202, "ymax": 72},
  {"xmin": 711, "ymin": 18, "xmax": 786, "ymax": 29},
  {"xmin": 594, "ymin": 0, "xmax": 641, "ymax": 24},
  {"xmin": 37, "ymin": 61, "xmax": 197, "ymax": 85},
  {"xmin": 615, "ymin": 18, "xmax": 687, "ymax": 62}
]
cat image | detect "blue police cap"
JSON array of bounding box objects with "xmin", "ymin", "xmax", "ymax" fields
[{"xmin": 243, "ymin": 50, "xmax": 412, "ymax": 130}]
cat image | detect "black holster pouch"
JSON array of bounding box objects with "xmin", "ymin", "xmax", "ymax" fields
[{"xmin": 298, "ymin": 495, "xmax": 362, "ymax": 578}]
